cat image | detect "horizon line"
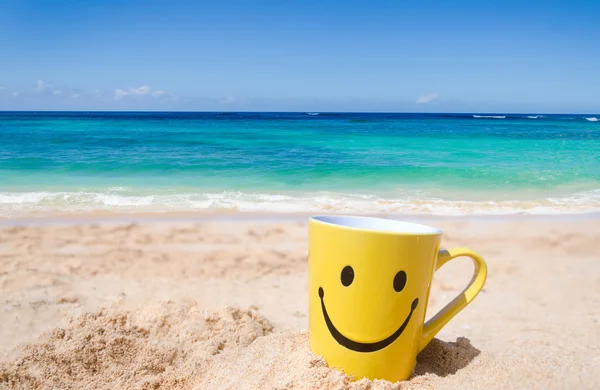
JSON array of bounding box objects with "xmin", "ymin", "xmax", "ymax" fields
[{"xmin": 0, "ymin": 110, "xmax": 598, "ymax": 116}]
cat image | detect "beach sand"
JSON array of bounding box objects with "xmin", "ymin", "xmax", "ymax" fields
[{"xmin": 1, "ymin": 215, "xmax": 599, "ymax": 389}]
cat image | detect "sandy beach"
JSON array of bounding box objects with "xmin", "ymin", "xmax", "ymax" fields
[{"xmin": 0, "ymin": 214, "xmax": 599, "ymax": 389}]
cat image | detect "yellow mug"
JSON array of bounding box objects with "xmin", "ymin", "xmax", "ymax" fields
[{"xmin": 308, "ymin": 215, "xmax": 487, "ymax": 382}]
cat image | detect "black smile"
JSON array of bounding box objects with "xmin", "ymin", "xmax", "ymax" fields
[{"xmin": 318, "ymin": 287, "xmax": 418, "ymax": 353}]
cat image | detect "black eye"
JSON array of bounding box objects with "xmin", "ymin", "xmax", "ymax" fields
[
  {"xmin": 340, "ymin": 266, "xmax": 354, "ymax": 287},
  {"xmin": 393, "ymin": 271, "xmax": 407, "ymax": 292}
]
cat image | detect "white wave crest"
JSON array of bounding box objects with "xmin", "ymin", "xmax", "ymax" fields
[
  {"xmin": 473, "ymin": 115, "xmax": 506, "ymax": 119},
  {"xmin": 527, "ymin": 115, "xmax": 544, "ymax": 119},
  {"xmin": 1, "ymin": 189, "xmax": 600, "ymax": 217},
  {"xmin": 585, "ymin": 117, "xmax": 598, "ymax": 122}
]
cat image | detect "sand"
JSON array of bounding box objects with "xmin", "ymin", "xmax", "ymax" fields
[{"xmin": 1, "ymin": 215, "xmax": 599, "ymax": 389}]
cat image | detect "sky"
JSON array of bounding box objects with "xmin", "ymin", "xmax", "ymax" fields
[{"xmin": 0, "ymin": 0, "xmax": 599, "ymax": 113}]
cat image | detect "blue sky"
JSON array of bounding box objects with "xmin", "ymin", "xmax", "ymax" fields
[{"xmin": 0, "ymin": 0, "xmax": 598, "ymax": 113}]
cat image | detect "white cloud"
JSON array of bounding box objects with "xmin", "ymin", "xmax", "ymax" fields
[
  {"xmin": 415, "ymin": 92, "xmax": 439, "ymax": 104},
  {"xmin": 35, "ymin": 80, "xmax": 50, "ymax": 92},
  {"xmin": 8, "ymin": 81, "xmax": 175, "ymax": 105},
  {"xmin": 114, "ymin": 89, "xmax": 129, "ymax": 100},
  {"xmin": 131, "ymin": 85, "xmax": 152, "ymax": 95},
  {"xmin": 114, "ymin": 85, "xmax": 170, "ymax": 100}
]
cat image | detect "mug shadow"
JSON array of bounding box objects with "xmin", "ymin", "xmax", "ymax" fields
[{"xmin": 412, "ymin": 337, "xmax": 480, "ymax": 378}]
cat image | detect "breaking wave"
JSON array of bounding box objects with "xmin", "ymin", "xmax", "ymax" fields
[{"xmin": 1, "ymin": 188, "xmax": 600, "ymax": 218}]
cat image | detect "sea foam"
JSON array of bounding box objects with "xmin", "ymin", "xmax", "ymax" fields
[
  {"xmin": 473, "ymin": 115, "xmax": 506, "ymax": 119},
  {"xmin": 2, "ymin": 189, "xmax": 600, "ymax": 217}
]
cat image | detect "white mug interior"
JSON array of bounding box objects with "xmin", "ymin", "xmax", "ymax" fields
[{"xmin": 311, "ymin": 215, "xmax": 441, "ymax": 235}]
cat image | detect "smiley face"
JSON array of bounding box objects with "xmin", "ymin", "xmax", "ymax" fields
[
  {"xmin": 308, "ymin": 216, "xmax": 443, "ymax": 381},
  {"xmin": 318, "ymin": 265, "xmax": 419, "ymax": 353}
]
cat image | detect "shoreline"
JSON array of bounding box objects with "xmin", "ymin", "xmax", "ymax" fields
[{"xmin": 2, "ymin": 187, "xmax": 600, "ymax": 219}]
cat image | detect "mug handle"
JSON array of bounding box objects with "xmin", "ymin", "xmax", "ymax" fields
[{"xmin": 418, "ymin": 247, "xmax": 488, "ymax": 352}]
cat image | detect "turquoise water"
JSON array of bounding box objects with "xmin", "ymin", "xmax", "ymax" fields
[{"xmin": 1, "ymin": 112, "xmax": 599, "ymax": 216}]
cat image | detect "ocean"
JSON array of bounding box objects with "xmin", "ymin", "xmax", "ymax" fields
[{"xmin": 1, "ymin": 111, "xmax": 599, "ymax": 217}]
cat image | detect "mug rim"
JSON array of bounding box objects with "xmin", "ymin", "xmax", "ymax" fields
[{"xmin": 309, "ymin": 215, "xmax": 442, "ymax": 236}]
